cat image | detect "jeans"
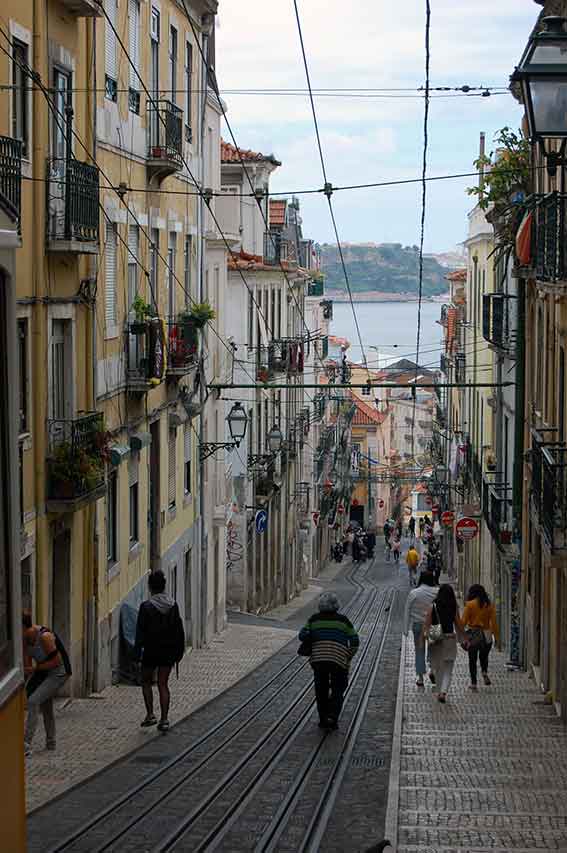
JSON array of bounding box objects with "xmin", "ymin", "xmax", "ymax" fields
[
  {"xmin": 412, "ymin": 622, "xmax": 426, "ymax": 676},
  {"xmin": 25, "ymin": 670, "xmax": 68, "ymax": 748},
  {"xmin": 430, "ymin": 635, "xmax": 457, "ymax": 695},
  {"xmin": 468, "ymin": 641, "xmax": 493, "ymax": 685},
  {"xmin": 312, "ymin": 662, "xmax": 349, "ymax": 723}
]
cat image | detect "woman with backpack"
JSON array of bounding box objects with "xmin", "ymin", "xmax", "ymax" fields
[
  {"xmin": 423, "ymin": 584, "xmax": 465, "ymax": 703},
  {"xmin": 135, "ymin": 570, "xmax": 185, "ymax": 731},
  {"xmin": 462, "ymin": 584, "xmax": 499, "ymax": 690},
  {"xmin": 22, "ymin": 611, "xmax": 71, "ymax": 756}
]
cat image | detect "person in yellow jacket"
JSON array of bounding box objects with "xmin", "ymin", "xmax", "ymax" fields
[
  {"xmin": 406, "ymin": 545, "xmax": 420, "ymax": 587},
  {"xmin": 462, "ymin": 584, "xmax": 499, "ymax": 690}
]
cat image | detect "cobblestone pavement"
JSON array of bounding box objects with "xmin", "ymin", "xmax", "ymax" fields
[
  {"xmin": 25, "ymin": 558, "xmax": 347, "ymax": 814},
  {"xmin": 392, "ymin": 632, "xmax": 567, "ymax": 852}
]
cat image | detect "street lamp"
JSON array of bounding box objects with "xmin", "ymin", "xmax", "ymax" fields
[
  {"xmin": 513, "ymin": 16, "xmax": 567, "ymax": 174},
  {"xmin": 266, "ymin": 424, "xmax": 283, "ymax": 455},
  {"xmin": 227, "ymin": 402, "xmax": 248, "ymax": 447}
]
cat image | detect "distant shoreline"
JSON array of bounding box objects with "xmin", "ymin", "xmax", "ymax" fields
[{"xmin": 326, "ymin": 291, "xmax": 449, "ymax": 303}]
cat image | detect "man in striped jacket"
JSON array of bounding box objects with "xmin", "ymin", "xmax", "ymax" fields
[{"xmin": 298, "ymin": 592, "xmax": 360, "ymax": 730}]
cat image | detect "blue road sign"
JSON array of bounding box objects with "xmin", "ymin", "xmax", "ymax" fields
[{"xmin": 255, "ymin": 509, "xmax": 268, "ymax": 534}]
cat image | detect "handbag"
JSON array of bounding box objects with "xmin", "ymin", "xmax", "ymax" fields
[
  {"xmin": 427, "ymin": 604, "xmax": 443, "ymax": 645},
  {"xmin": 464, "ymin": 627, "xmax": 486, "ymax": 651}
]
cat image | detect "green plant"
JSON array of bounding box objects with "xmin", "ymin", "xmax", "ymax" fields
[
  {"xmin": 188, "ymin": 301, "xmax": 216, "ymax": 327},
  {"xmin": 131, "ymin": 295, "xmax": 152, "ymax": 324},
  {"xmin": 467, "ymin": 127, "xmax": 531, "ymax": 212},
  {"xmin": 50, "ymin": 441, "xmax": 104, "ymax": 495}
]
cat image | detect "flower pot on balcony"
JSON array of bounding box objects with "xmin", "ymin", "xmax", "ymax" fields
[
  {"xmin": 52, "ymin": 479, "xmax": 75, "ymax": 499},
  {"xmin": 130, "ymin": 321, "xmax": 148, "ymax": 335},
  {"xmin": 257, "ymin": 367, "xmax": 270, "ymax": 383},
  {"xmin": 151, "ymin": 146, "xmax": 164, "ymax": 158}
]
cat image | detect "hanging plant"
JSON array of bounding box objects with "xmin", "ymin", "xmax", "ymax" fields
[
  {"xmin": 130, "ymin": 295, "xmax": 153, "ymax": 334},
  {"xmin": 187, "ymin": 302, "xmax": 216, "ymax": 328}
]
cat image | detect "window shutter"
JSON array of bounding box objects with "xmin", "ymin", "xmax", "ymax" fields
[
  {"xmin": 128, "ymin": 224, "xmax": 139, "ymax": 264},
  {"xmin": 105, "ymin": 223, "xmax": 117, "ymax": 327},
  {"xmin": 168, "ymin": 429, "xmax": 176, "ymax": 506},
  {"xmin": 105, "ymin": 0, "xmax": 118, "ymax": 80},
  {"xmin": 128, "ymin": 0, "xmax": 140, "ymax": 90},
  {"xmin": 184, "ymin": 422, "xmax": 191, "ymax": 462},
  {"xmin": 128, "ymin": 451, "xmax": 139, "ymax": 487}
]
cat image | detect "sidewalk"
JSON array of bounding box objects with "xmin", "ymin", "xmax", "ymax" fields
[
  {"xmin": 25, "ymin": 559, "xmax": 347, "ymax": 813},
  {"xmin": 386, "ymin": 635, "xmax": 567, "ymax": 852}
]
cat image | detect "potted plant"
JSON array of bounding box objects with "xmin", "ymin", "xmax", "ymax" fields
[
  {"xmin": 130, "ymin": 295, "xmax": 153, "ymax": 334},
  {"xmin": 187, "ymin": 302, "xmax": 216, "ymax": 329},
  {"xmin": 49, "ymin": 442, "xmax": 104, "ymax": 500}
]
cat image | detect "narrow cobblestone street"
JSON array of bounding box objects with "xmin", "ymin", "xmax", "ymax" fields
[{"xmin": 390, "ymin": 631, "xmax": 567, "ymax": 852}]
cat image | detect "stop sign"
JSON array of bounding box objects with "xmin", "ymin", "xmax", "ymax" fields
[
  {"xmin": 441, "ymin": 510, "xmax": 455, "ymax": 527},
  {"xmin": 456, "ymin": 516, "xmax": 479, "ymax": 540},
  {"xmin": 378, "ymin": 499, "xmax": 385, "ymax": 509}
]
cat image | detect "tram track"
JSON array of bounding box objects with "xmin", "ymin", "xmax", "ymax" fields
[{"xmin": 44, "ymin": 562, "xmax": 375, "ymax": 853}]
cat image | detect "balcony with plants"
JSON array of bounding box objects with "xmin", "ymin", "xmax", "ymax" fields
[
  {"xmin": 166, "ymin": 303, "xmax": 213, "ymax": 378},
  {"xmin": 126, "ymin": 300, "xmax": 166, "ymax": 393},
  {"xmin": 0, "ymin": 135, "xmax": 22, "ymax": 237},
  {"xmin": 46, "ymin": 156, "xmax": 100, "ymax": 253},
  {"xmin": 147, "ymin": 100, "xmax": 183, "ymax": 182},
  {"xmin": 46, "ymin": 412, "xmax": 107, "ymax": 512}
]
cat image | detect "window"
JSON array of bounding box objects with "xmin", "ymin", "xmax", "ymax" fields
[
  {"xmin": 129, "ymin": 453, "xmax": 139, "ymax": 545},
  {"xmin": 107, "ymin": 470, "xmax": 118, "ymax": 564},
  {"xmin": 167, "ymin": 232, "xmax": 177, "ymax": 317},
  {"xmin": 169, "ymin": 25, "xmax": 178, "ymax": 104},
  {"xmin": 51, "ymin": 320, "xmax": 69, "ymax": 420},
  {"xmin": 127, "ymin": 224, "xmax": 139, "ymax": 309},
  {"xmin": 168, "ymin": 428, "xmax": 176, "ymax": 508},
  {"xmin": 184, "ymin": 40, "xmax": 193, "ymax": 141},
  {"xmin": 17, "ymin": 319, "xmax": 28, "ymax": 434},
  {"xmin": 12, "ymin": 39, "xmax": 29, "ymax": 157},
  {"xmin": 105, "ymin": 0, "xmax": 118, "ymax": 101},
  {"xmin": 183, "ymin": 235, "xmax": 191, "ymax": 307},
  {"xmin": 361, "ymin": 384, "xmax": 371, "ymax": 396},
  {"xmin": 128, "ymin": 0, "xmax": 141, "ymax": 113},
  {"xmin": 105, "ymin": 223, "xmax": 118, "ymax": 329},
  {"xmin": 149, "ymin": 227, "xmax": 159, "ymax": 308},
  {"xmin": 52, "ymin": 68, "xmax": 71, "ymax": 160},
  {"xmin": 184, "ymin": 423, "xmax": 191, "ymax": 495},
  {"xmin": 150, "ymin": 7, "xmax": 160, "ymax": 99}
]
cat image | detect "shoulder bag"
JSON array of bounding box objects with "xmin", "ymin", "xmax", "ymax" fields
[{"xmin": 427, "ymin": 604, "xmax": 443, "ymax": 645}]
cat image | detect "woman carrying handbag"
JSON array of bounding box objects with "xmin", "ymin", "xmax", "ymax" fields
[
  {"xmin": 423, "ymin": 584, "xmax": 465, "ymax": 704},
  {"xmin": 462, "ymin": 584, "xmax": 499, "ymax": 690}
]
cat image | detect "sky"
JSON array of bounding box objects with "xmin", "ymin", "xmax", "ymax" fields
[{"xmin": 216, "ymin": 1, "xmax": 538, "ymax": 254}]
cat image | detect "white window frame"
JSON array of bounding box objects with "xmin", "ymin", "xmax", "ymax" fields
[
  {"xmin": 105, "ymin": 222, "xmax": 118, "ymax": 338},
  {"xmin": 128, "ymin": 0, "xmax": 141, "ymax": 113},
  {"xmin": 9, "ymin": 21, "xmax": 32, "ymax": 166},
  {"xmin": 105, "ymin": 0, "xmax": 119, "ymax": 102}
]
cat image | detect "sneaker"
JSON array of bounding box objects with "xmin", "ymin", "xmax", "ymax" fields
[
  {"xmin": 428, "ymin": 671, "xmax": 436, "ymax": 685},
  {"xmin": 469, "ymin": 684, "xmax": 478, "ymax": 691},
  {"xmin": 437, "ymin": 693, "xmax": 447, "ymax": 704},
  {"xmin": 141, "ymin": 715, "xmax": 157, "ymax": 728},
  {"xmin": 157, "ymin": 719, "xmax": 170, "ymax": 732},
  {"xmin": 46, "ymin": 742, "xmax": 56, "ymax": 751},
  {"xmin": 482, "ymin": 673, "xmax": 492, "ymax": 685},
  {"xmin": 326, "ymin": 718, "xmax": 338, "ymax": 731},
  {"xmin": 416, "ymin": 677, "xmax": 424, "ymax": 687}
]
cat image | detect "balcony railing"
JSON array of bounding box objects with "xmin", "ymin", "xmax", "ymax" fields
[
  {"xmin": 307, "ymin": 279, "xmax": 324, "ymax": 297},
  {"xmin": 531, "ymin": 428, "xmax": 567, "ymax": 550},
  {"xmin": 482, "ymin": 293, "xmax": 515, "ymax": 350},
  {"xmin": 263, "ymin": 231, "xmax": 289, "ymax": 265},
  {"xmin": 266, "ymin": 339, "xmax": 305, "ymax": 376},
  {"xmin": 47, "ymin": 157, "xmax": 100, "ymax": 251},
  {"xmin": 321, "ymin": 299, "xmax": 333, "ymax": 320},
  {"xmin": 126, "ymin": 318, "xmax": 165, "ymax": 392},
  {"xmin": 0, "ymin": 135, "xmax": 22, "ymax": 229},
  {"xmin": 440, "ymin": 353, "xmax": 450, "ymax": 375},
  {"xmin": 147, "ymin": 100, "xmax": 183, "ymax": 179},
  {"xmin": 166, "ymin": 316, "xmax": 198, "ymax": 377},
  {"xmin": 532, "ymin": 192, "xmax": 567, "ymax": 284},
  {"xmin": 46, "ymin": 412, "xmax": 106, "ymax": 510},
  {"xmin": 455, "ymin": 352, "xmax": 466, "ymax": 385}
]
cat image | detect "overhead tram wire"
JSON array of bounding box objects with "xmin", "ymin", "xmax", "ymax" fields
[
  {"xmin": 291, "ymin": 0, "xmax": 371, "ymax": 383},
  {"xmin": 0, "ymin": 29, "xmax": 256, "ymax": 395},
  {"xmin": 410, "ymin": 0, "xmax": 432, "ymax": 462}
]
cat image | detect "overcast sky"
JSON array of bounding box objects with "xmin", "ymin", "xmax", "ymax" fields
[{"xmin": 216, "ymin": 1, "xmax": 538, "ymax": 253}]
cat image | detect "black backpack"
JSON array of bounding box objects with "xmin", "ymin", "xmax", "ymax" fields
[{"xmin": 41, "ymin": 626, "xmax": 72, "ymax": 676}]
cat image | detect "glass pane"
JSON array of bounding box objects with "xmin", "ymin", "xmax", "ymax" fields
[
  {"xmin": 530, "ymin": 43, "xmax": 567, "ymax": 65},
  {"xmin": 530, "ymin": 80, "xmax": 567, "ymax": 135}
]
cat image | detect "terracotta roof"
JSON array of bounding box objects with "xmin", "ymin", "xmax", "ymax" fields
[
  {"xmin": 227, "ymin": 249, "xmax": 307, "ymax": 275},
  {"xmin": 269, "ymin": 200, "xmax": 287, "ymax": 227},
  {"xmin": 351, "ymin": 394, "xmax": 388, "ymax": 426},
  {"xmin": 446, "ymin": 268, "xmax": 467, "ymax": 282},
  {"xmin": 221, "ymin": 140, "xmax": 281, "ymax": 166},
  {"xmin": 328, "ymin": 335, "xmax": 350, "ymax": 348}
]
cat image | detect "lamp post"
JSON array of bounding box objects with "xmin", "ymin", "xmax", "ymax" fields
[
  {"xmin": 513, "ymin": 16, "xmax": 567, "ymax": 175},
  {"xmin": 266, "ymin": 424, "xmax": 283, "ymax": 455},
  {"xmin": 200, "ymin": 402, "xmax": 249, "ymax": 462}
]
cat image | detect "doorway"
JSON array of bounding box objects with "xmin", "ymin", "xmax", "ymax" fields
[
  {"xmin": 149, "ymin": 420, "xmax": 160, "ymax": 565},
  {"xmin": 52, "ymin": 529, "xmax": 71, "ymax": 654}
]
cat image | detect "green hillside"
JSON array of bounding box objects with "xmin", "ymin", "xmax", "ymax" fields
[{"xmin": 320, "ymin": 243, "xmax": 453, "ymax": 296}]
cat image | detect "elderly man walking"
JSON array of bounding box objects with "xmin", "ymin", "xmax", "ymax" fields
[{"xmin": 298, "ymin": 592, "xmax": 359, "ymax": 730}]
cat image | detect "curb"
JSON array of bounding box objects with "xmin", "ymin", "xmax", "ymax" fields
[{"xmin": 384, "ymin": 632, "xmax": 405, "ymax": 851}]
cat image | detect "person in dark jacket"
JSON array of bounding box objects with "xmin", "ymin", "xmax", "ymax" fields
[
  {"xmin": 135, "ymin": 570, "xmax": 185, "ymax": 731},
  {"xmin": 298, "ymin": 592, "xmax": 359, "ymax": 729}
]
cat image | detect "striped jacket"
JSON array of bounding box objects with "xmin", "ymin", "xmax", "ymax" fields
[{"xmin": 298, "ymin": 611, "xmax": 360, "ymax": 670}]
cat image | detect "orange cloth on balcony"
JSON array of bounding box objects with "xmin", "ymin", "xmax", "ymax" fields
[{"xmin": 516, "ymin": 211, "xmax": 533, "ymax": 267}]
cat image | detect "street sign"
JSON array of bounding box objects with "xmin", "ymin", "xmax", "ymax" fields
[
  {"xmin": 255, "ymin": 510, "xmax": 268, "ymax": 534},
  {"xmin": 456, "ymin": 516, "xmax": 479, "ymax": 541},
  {"xmin": 441, "ymin": 510, "xmax": 455, "ymax": 527},
  {"xmin": 378, "ymin": 499, "xmax": 385, "ymax": 509}
]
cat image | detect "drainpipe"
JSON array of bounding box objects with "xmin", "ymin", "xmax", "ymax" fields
[{"xmin": 512, "ymin": 276, "xmax": 526, "ymax": 667}]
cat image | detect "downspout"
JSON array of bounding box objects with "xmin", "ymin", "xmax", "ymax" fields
[{"xmin": 512, "ymin": 276, "xmax": 526, "ymax": 667}]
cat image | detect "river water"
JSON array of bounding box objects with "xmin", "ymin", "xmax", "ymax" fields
[{"xmin": 330, "ymin": 300, "xmax": 443, "ymax": 371}]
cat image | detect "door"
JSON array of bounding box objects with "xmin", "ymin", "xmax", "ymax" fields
[
  {"xmin": 52, "ymin": 529, "xmax": 71, "ymax": 658},
  {"xmin": 214, "ymin": 533, "xmax": 220, "ymax": 633},
  {"xmin": 149, "ymin": 420, "xmax": 160, "ymax": 564},
  {"xmin": 184, "ymin": 548, "xmax": 192, "ymax": 646}
]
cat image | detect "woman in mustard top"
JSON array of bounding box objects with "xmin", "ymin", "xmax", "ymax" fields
[{"xmin": 462, "ymin": 584, "xmax": 499, "ymax": 690}]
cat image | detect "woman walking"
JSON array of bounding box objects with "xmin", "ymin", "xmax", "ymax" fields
[
  {"xmin": 423, "ymin": 584, "xmax": 464, "ymax": 703},
  {"xmin": 403, "ymin": 571, "xmax": 439, "ymax": 687},
  {"xmin": 462, "ymin": 584, "xmax": 499, "ymax": 690},
  {"xmin": 392, "ymin": 533, "xmax": 401, "ymax": 564}
]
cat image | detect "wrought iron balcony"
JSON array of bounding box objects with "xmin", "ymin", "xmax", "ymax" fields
[
  {"xmin": 266, "ymin": 339, "xmax": 305, "ymax": 376},
  {"xmin": 532, "ymin": 191, "xmax": 567, "ymax": 285},
  {"xmin": 440, "ymin": 352, "xmax": 450, "ymax": 375},
  {"xmin": 455, "ymin": 352, "xmax": 466, "ymax": 385},
  {"xmin": 531, "ymin": 428, "xmax": 567, "ymax": 550},
  {"xmin": 58, "ymin": 0, "xmax": 101, "ymax": 16},
  {"xmin": 307, "ymin": 279, "xmax": 324, "ymax": 297},
  {"xmin": 321, "ymin": 299, "xmax": 333, "ymax": 320},
  {"xmin": 263, "ymin": 231, "xmax": 289, "ymax": 265},
  {"xmin": 482, "ymin": 479, "xmax": 511, "ymax": 545},
  {"xmin": 440, "ymin": 304, "xmax": 450, "ymax": 325},
  {"xmin": 126, "ymin": 318, "xmax": 165, "ymax": 393},
  {"xmin": 46, "ymin": 412, "xmax": 106, "ymax": 512},
  {"xmin": 482, "ymin": 293, "xmax": 515, "ymax": 351},
  {"xmin": 147, "ymin": 100, "xmax": 183, "ymax": 181},
  {"xmin": 166, "ymin": 315, "xmax": 198, "ymax": 378},
  {"xmin": 46, "ymin": 157, "xmax": 100, "ymax": 253},
  {"xmin": 0, "ymin": 135, "xmax": 22, "ymax": 233}
]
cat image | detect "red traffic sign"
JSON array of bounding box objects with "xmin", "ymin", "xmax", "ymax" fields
[
  {"xmin": 456, "ymin": 516, "xmax": 479, "ymax": 541},
  {"xmin": 441, "ymin": 510, "xmax": 455, "ymax": 527},
  {"xmin": 378, "ymin": 499, "xmax": 385, "ymax": 509}
]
